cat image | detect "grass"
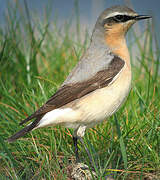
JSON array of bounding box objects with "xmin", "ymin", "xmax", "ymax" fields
[{"xmin": 0, "ymin": 1, "xmax": 160, "ymax": 179}]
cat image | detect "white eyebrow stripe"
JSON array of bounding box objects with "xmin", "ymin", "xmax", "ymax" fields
[{"xmin": 104, "ymin": 12, "xmax": 137, "ymax": 20}]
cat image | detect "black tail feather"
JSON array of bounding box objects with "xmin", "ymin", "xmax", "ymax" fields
[
  {"xmin": 8, "ymin": 125, "xmax": 33, "ymax": 143},
  {"xmin": 8, "ymin": 116, "xmax": 41, "ymax": 143}
]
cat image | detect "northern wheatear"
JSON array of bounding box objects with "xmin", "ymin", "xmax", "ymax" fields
[{"xmin": 8, "ymin": 5, "xmax": 151, "ymax": 162}]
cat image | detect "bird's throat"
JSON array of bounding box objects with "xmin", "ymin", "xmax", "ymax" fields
[{"xmin": 105, "ymin": 26, "xmax": 130, "ymax": 69}]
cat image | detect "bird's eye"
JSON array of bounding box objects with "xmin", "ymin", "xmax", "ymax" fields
[
  {"xmin": 113, "ymin": 15, "xmax": 133, "ymax": 23},
  {"xmin": 114, "ymin": 15, "xmax": 125, "ymax": 22},
  {"xmin": 102, "ymin": 15, "xmax": 133, "ymax": 26}
]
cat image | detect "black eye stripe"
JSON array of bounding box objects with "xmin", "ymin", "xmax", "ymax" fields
[
  {"xmin": 102, "ymin": 15, "xmax": 136, "ymax": 26},
  {"xmin": 113, "ymin": 15, "xmax": 134, "ymax": 22}
]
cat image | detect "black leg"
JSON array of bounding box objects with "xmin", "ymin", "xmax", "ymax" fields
[
  {"xmin": 73, "ymin": 135, "xmax": 97, "ymax": 171},
  {"xmin": 73, "ymin": 136, "xmax": 79, "ymax": 163},
  {"xmin": 79, "ymin": 137, "xmax": 95, "ymax": 169}
]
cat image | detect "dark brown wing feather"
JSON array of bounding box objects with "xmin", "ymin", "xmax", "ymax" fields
[{"xmin": 20, "ymin": 56, "xmax": 125, "ymax": 125}]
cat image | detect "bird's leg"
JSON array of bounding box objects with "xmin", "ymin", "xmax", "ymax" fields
[
  {"xmin": 73, "ymin": 126, "xmax": 86, "ymax": 163},
  {"xmin": 73, "ymin": 126, "xmax": 96, "ymax": 169},
  {"xmin": 73, "ymin": 136, "xmax": 79, "ymax": 163},
  {"xmin": 79, "ymin": 137, "xmax": 95, "ymax": 169}
]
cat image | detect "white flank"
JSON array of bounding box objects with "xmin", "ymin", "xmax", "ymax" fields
[{"xmin": 37, "ymin": 108, "xmax": 76, "ymax": 128}]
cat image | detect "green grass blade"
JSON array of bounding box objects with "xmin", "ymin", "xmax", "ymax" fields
[{"xmin": 114, "ymin": 115, "xmax": 128, "ymax": 169}]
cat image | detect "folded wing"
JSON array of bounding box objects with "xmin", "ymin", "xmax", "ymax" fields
[{"xmin": 20, "ymin": 55, "xmax": 125, "ymax": 125}]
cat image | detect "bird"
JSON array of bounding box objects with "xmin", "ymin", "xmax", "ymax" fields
[{"xmin": 8, "ymin": 5, "xmax": 151, "ymax": 164}]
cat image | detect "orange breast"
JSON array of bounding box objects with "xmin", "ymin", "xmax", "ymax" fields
[{"xmin": 104, "ymin": 23, "xmax": 131, "ymax": 70}]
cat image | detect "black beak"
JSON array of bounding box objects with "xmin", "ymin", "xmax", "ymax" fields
[{"xmin": 135, "ymin": 15, "xmax": 152, "ymax": 21}]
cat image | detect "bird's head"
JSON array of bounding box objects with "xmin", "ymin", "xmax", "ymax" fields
[
  {"xmin": 102, "ymin": 6, "xmax": 151, "ymax": 35},
  {"xmin": 96, "ymin": 5, "xmax": 151, "ymax": 38},
  {"xmin": 92, "ymin": 5, "xmax": 151, "ymax": 59},
  {"xmin": 93, "ymin": 6, "xmax": 151, "ymax": 42}
]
